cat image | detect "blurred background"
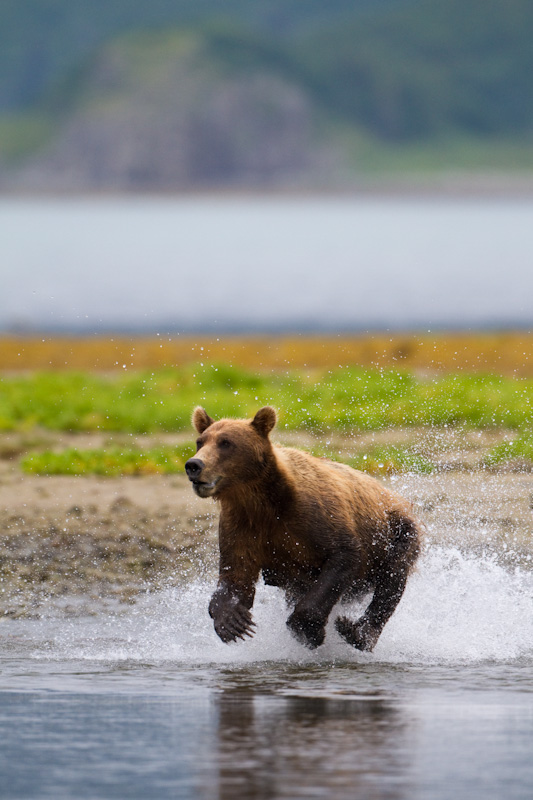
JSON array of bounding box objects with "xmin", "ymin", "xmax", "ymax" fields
[{"xmin": 1, "ymin": 0, "xmax": 533, "ymax": 335}]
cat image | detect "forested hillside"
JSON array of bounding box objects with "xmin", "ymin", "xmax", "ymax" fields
[
  {"xmin": 297, "ymin": 0, "xmax": 533, "ymax": 140},
  {"xmin": 0, "ymin": 0, "xmax": 391, "ymax": 111},
  {"xmin": 1, "ymin": 0, "xmax": 533, "ymax": 189}
]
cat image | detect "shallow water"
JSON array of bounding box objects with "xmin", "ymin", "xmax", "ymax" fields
[{"xmin": 1, "ymin": 545, "xmax": 533, "ymax": 799}]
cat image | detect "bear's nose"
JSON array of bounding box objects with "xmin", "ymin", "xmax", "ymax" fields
[{"xmin": 185, "ymin": 458, "xmax": 205, "ymax": 480}]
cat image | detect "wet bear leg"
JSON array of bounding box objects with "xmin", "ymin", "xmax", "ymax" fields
[
  {"xmin": 335, "ymin": 514, "xmax": 420, "ymax": 652},
  {"xmin": 286, "ymin": 549, "xmax": 360, "ymax": 649}
]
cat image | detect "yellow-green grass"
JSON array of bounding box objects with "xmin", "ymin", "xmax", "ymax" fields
[
  {"xmin": 2, "ymin": 332, "xmax": 533, "ymax": 375},
  {"xmin": 21, "ymin": 442, "xmax": 195, "ymax": 477}
]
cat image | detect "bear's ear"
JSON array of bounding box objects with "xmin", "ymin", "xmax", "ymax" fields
[
  {"xmin": 251, "ymin": 406, "xmax": 277, "ymax": 437},
  {"xmin": 192, "ymin": 406, "xmax": 214, "ymax": 433}
]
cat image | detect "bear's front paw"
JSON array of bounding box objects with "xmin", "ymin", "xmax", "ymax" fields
[
  {"xmin": 335, "ymin": 616, "xmax": 380, "ymax": 652},
  {"xmin": 212, "ymin": 602, "xmax": 256, "ymax": 644},
  {"xmin": 286, "ymin": 609, "xmax": 325, "ymax": 649}
]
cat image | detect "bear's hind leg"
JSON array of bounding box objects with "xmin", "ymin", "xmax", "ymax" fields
[
  {"xmin": 286, "ymin": 548, "xmax": 361, "ymax": 649},
  {"xmin": 335, "ymin": 512, "xmax": 420, "ymax": 652}
]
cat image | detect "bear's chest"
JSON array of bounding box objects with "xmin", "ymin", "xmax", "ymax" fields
[
  {"xmin": 260, "ymin": 532, "xmax": 323, "ymax": 599},
  {"xmin": 260, "ymin": 526, "xmax": 323, "ymax": 576}
]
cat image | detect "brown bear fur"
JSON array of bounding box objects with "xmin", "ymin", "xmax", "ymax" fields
[{"xmin": 185, "ymin": 406, "xmax": 421, "ymax": 652}]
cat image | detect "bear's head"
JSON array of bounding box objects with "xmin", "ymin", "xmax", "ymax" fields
[{"xmin": 185, "ymin": 407, "xmax": 277, "ymax": 498}]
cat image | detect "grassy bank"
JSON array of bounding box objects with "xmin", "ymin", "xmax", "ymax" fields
[
  {"xmin": 2, "ymin": 333, "xmax": 533, "ymax": 475},
  {"xmin": 1, "ymin": 364, "xmax": 532, "ymax": 435}
]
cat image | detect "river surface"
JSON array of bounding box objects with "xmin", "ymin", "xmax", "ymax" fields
[
  {"xmin": 1, "ymin": 541, "xmax": 533, "ymax": 800},
  {"xmin": 2, "ymin": 194, "xmax": 533, "ymax": 330}
]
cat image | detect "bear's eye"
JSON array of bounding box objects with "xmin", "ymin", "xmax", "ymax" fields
[
  {"xmin": 217, "ymin": 438, "xmax": 233, "ymax": 450},
  {"xmin": 196, "ymin": 439, "xmax": 203, "ymax": 451}
]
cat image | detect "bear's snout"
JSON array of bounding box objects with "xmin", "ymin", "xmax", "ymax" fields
[{"xmin": 185, "ymin": 458, "xmax": 205, "ymax": 480}]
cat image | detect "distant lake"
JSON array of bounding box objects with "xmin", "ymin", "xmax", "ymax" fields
[{"xmin": 2, "ymin": 194, "xmax": 533, "ymax": 331}]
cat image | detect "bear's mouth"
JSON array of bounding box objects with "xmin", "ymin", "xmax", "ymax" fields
[{"xmin": 191, "ymin": 476, "xmax": 221, "ymax": 498}]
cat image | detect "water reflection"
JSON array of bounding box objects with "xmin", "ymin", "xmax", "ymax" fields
[
  {"xmin": 1, "ymin": 657, "xmax": 533, "ymax": 800},
  {"xmin": 213, "ymin": 673, "xmax": 412, "ymax": 800},
  {"xmin": 0, "ymin": 684, "xmax": 412, "ymax": 800}
]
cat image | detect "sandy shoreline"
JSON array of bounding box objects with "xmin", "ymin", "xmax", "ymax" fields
[{"xmin": 0, "ymin": 468, "xmax": 218, "ymax": 617}]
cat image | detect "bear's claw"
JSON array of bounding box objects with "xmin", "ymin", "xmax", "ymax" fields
[{"xmin": 213, "ymin": 604, "xmax": 256, "ymax": 643}]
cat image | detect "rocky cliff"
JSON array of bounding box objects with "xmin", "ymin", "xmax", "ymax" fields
[{"xmin": 4, "ymin": 31, "xmax": 339, "ymax": 192}]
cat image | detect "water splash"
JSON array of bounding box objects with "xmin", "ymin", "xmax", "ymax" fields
[{"xmin": 45, "ymin": 545, "xmax": 533, "ymax": 667}]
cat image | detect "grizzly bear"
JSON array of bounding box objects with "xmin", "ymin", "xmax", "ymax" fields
[{"xmin": 185, "ymin": 406, "xmax": 421, "ymax": 652}]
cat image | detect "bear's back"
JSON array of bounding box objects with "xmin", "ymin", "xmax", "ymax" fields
[
  {"xmin": 275, "ymin": 444, "xmax": 390, "ymax": 501},
  {"xmin": 274, "ymin": 445, "xmax": 407, "ymax": 522}
]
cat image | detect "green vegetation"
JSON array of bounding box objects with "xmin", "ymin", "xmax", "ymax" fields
[
  {"xmin": 312, "ymin": 444, "xmax": 435, "ymax": 476},
  {"xmin": 483, "ymin": 436, "xmax": 533, "ymax": 471},
  {"xmin": 0, "ymin": 0, "xmax": 394, "ymax": 114},
  {"xmin": 296, "ymin": 0, "xmax": 533, "ymax": 141},
  {"xmin": 0, "ymin": 113, "xmax": 56, "ymax": 162},
  {"xmin": 337, "ymin": 131, "xmax": 533, "ymax": 176},
  {"xmin": 21, "ymin": 443, "xmax": 194, "ymax": 476},
  {"xmin": 1, "ymin": 365, "xmax": 532, "ymax": 435},
  {"xmin": 4, "ymin": 365, "xmax": 533, "ymax": 476}
]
